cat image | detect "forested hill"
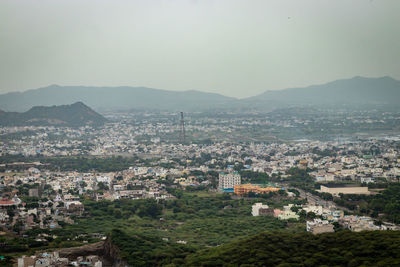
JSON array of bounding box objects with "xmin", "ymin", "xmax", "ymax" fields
[
  {"xmin": 0, "ymin": 102, "xmax": 107, "ymax": 127},
  {"xmin": 108, "ymin": 229, "xmax": 400, "ymax": 266},
  {"xmin": 185, "ymin": 231, "xmax": 400, "ymax": 266}
]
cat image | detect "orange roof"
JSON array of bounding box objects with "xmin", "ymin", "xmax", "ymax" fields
[{"xmin": 0, "ymin": 200, "xmax": 15, "ymax": 206}]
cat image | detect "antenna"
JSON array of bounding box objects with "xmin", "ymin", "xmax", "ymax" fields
[{"xmin": 179, "ymin": 112, "xmax": 186, "ymax": 143}]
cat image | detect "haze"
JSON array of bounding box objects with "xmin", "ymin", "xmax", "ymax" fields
[{"xmin": 0, "ymin": 0, "xmax": 399, "ymax": 98}]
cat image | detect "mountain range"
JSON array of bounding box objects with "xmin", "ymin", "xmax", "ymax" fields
[
  {"xmin": 0, "ymin": 102, "xmax": 107, "ymax": 127},
  {"xmin": 0, "ymin": 76, "xmax": 399, "ymax": 112}
]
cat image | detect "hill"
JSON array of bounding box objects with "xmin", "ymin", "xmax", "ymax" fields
[
  {"xmin": 105, "ymin": 229, "xmax": 400, "ymax": 266},
  {"xmin": 0, "ymin": 85, "xmax": 236, "ymax": 112},
  {"xmin": 185, "ymin": 230, "xmax": 400, "ymax": 266},
  {"xmin": 243, "ymin": 76, "xmax": 400, "ymax": 109},
  {"xmin": 0, "ymin": 76, "xmax": 399, "ymax": 112},
  {"xmin": 0, "ymin": 102, "xmax": 107, "ymax": 126}
]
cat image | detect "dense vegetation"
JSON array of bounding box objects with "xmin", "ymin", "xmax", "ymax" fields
[
  {"xmin": 66, "ymin": 192, "xmax": 298, "ymax": 247},
  {"xmin": 185, "ymin": 230, "xmax": 400, "ymax": 266},
  {"xmin": 239, "ymin": 170, "xmax": 270, "ymax": 184},
  {"xmin": 1, "ymin": 190, "xmax": 302, "ymax": 264},
  {"xmin": 109, "ymin": 229, "xmax": 195, "ymax": 266},
  {"xmin": 0, "ymin": 155, "xmax": 140, "ymax": 172}
]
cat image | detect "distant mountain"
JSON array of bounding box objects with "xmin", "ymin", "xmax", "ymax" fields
[
  {"xmin": 0, "ymin": 102, "xmax": 107, "ymax": 126},
  {"xmin": 243, "ymin": 76, "xmax": 400, "ymax": 109},
  {"xmin": 0, "ymin": 76, "xmax": 399, "ymax": 112},
  {"xmin": 0, "ymin": 85, "xmax": 236, "ymax": 112}
]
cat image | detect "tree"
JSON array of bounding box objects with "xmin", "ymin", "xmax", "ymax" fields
[
  {"xmin": 244, "ymin": 159, "xmax": 253, "ymax": 165},
  {"xmin": 307, "ymin": 212, "xmax": 316, "ymax": 219},
  {"xmin": 97, "ymin": 182, "xmax": 109, "ymax": 191}
]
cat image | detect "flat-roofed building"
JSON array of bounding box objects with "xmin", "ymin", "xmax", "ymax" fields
[
  {"xmin": 218, "ymin": 171, "xmax": 241, "ymax": 190},
  {"xmin": 307, "ymin": 219, "xmax": 334, "ymax": 234},
  {"xmin": 319, "ymin": 185, "xmax": 370, "ymax": 196},
  {"xmin": 252, "ymin": 203, "xmax": 274, "ymax": 216},
  {"xmin": 234, "ymin": 184, "xmax": 279, "ymax": 195}
]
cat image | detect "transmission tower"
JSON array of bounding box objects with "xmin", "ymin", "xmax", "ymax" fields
[{"xmin": 179, "ymin": 112, "xmax": 186, "ymax": 143}]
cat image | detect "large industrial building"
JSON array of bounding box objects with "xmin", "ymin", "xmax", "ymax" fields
[{"xmin": 319, "ymin": 185, "xmax": 370, "ymax": 196}]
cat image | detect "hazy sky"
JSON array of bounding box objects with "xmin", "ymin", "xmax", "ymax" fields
[{"xmin": 0, "ymin": 0, "xmax": 399, "ymax": 98}]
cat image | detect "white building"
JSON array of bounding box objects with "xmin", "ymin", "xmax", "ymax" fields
[
  {"xmin": 252, "ymin": 203, "xmax": 269, "ymax": 216},
  {"xmin": 361, "ymin": 177, "xmax": 375, "ymax": 184},
  {"xmin": 218, "ymin": 172, "xmax": 241, "ymax": 189}
]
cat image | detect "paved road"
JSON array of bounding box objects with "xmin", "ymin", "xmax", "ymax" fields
[{"xmin": 293, "ymin": 187, "xmax": 353, "ymax": 212}]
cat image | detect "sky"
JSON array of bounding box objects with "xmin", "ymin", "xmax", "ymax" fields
[{"xmin": 0, "ymin": 0, "xmax": 399, "ymax": 98}]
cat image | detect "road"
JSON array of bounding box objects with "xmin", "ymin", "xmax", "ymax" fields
[{"xmin": 293, "ymin": 187, "xmax": 353, "ymax": 212}]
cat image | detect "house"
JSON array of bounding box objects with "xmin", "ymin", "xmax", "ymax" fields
[
  {"xmin": 0, "ymin": 199, "xmax": 16, "ymax": 208},
  {"xmin": 277, "ymin": 204, "xmax": 299, "ymax": 220},
  {"xmin": 306, "ymin": 219, "xmax": 334, "ymax": 234},
  {"xmin": 65, "ymin": 201, "xmax": 84, "ymax": 215},
  {"xmin": 252, "ymin": 203, "xmax": 274, "ymax": 216}
]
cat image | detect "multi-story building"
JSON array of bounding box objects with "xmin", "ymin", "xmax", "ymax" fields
[
  {"xmin": 234, "ymin": 184, "xmax": 279, "ymax": 195},
  {"xmin": 252, "ymin": 203, "xmax": 274, "ymax": 216},
  {"xmin": 218, "ymin": 171, "xmax": 241, "ymax": 189}
]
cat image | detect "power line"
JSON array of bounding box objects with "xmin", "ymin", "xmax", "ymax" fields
[{"xmin": 179, "ymin": 112, "xmax": 186, "ymax": 143}]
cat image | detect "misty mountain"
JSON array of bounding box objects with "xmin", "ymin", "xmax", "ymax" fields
[
  {"xmin": 0, "ymin": 85, "xmax": 236, "ymax": 112},
  {"xmin": 0, "ymin": 76, "xmax": 399, "ymax": 112},
  {"xmin": 243, "ymin": 76, "xmax": 400, "ymax": 109},
  {"xmin": 0, "ymin": 102, "xmax": 107, "ymax": 127}
]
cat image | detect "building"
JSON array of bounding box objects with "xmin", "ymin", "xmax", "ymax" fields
[
  {"xmin": 29, "ymin": 188, "xmax": 39, "ymax": 198},
  {"xmin": 218, "ymin": 172, "xmax": 241, "ymax": 190},
  {"xmin": 252, "ymin": 203, "xmax": 274, "ymax": 216},
  {"xmin": 306, "ymin": 219, "xmax": 334, "ymax": 234},
  {"xmin": 278, "ymin": 210, "xmax": 299, "ymax": 220},
  {"xmin": 319, "ymin": 185, "xmax": 370, "ymax": 196},
  {"xmin": 18, "ymin": 256, "xmax": 36, "ymax": 267},
  {"xmin": 361, "ymin": 177, "xmax": 375, "ymax": 184},
  {"xmin": 18, "ymin": 252, "xmax": 102, "ymax": 267},
  {"xmin": 277, "ymin": 204, "xmax": 300, "ymax": 220},
  {"xmin": 234, "ymin": 184, "xmax": 280, "ymax": 195},
  {"xmin": 65, "ymin": 201, "xmax": 84, "ymax": 215},
  {"xmin": 0, "ymin": 199, "xmax": 16, "ymax": 208}
]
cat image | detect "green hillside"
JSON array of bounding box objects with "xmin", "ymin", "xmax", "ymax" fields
[
  {"xmin": 0, "ymin": 102, "xmax": 107, "ymax": 126},
  {"xmin": 185, "ymin": 230, "xmax": 400, "ymax": 266}
]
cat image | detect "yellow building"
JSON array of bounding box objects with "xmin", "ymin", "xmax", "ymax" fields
[{"xmin": 234, "ymin": 184, "xmax": 279, "ymax": 195}]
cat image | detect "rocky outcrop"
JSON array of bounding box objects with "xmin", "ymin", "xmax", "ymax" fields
[
  {"xmin": 58, "ymin": 241, "xmax": 105, "ymax": 258},
  {"xmin": 56, "ymin": 238, "xmax": 128, "ymax": 266}
]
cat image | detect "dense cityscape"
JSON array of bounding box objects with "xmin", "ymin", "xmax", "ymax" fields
[
  {"xmin": 2, "ymin": 1, "xmax": 400, "ymax": 266},
  {"xmin": 1, "ymin": 110, "xmax": 400, "ymax": 266}
]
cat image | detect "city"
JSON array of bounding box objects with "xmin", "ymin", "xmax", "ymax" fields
[
  {"xmin": 1, "ymin": 109, "xmax": 400, "ymax": 266},
  {"xmin": 1, "ymin": 0, "xmax": 400, "ymax": 266}
]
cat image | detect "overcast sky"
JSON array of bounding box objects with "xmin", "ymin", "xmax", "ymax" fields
[{"xmin": 0, "ymin": 0, "xmax": 399, "ymax": 98}]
